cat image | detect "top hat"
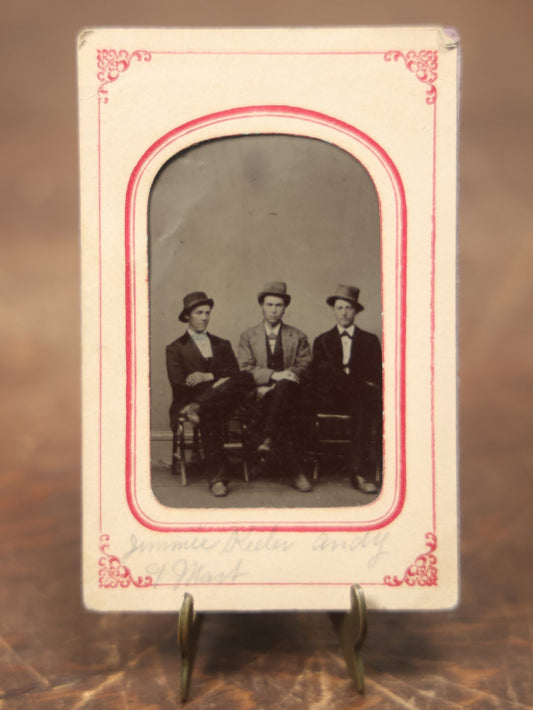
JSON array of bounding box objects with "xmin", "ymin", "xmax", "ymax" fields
[
  {"xmin": 257, "ymin": 281, "xmax": 291, "ymax": 306},
  {"xmin": 326, "ymin": 284, "xmax": 364, "ymax": 312},
  {"xmin": 179, "ymin": 291, "xmax": 214, "ymax": 322}
]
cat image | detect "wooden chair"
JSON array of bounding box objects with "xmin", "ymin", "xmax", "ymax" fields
[
  {"xmin": 171, "ymin": 418, "xmax": 202, "ymax": 485},
  {"xmin": 310, "ymin": 409, "xmax": 383, "ymax": 485},
  {"xmin": 171, "ymin": 411, "xmax": 251, "ymax": 486},
  {"xmin": 310, "ymin": 413, "xmax": 354, "ymax": 481}
]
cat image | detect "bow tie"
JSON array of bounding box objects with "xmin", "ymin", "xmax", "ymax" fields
[
  {"xmin": 267, "ymin": 333, "xmax": 278, "ymax": 340},
  {"xmin": 341, "ymin": 331, "xmax": 353, "ymax": 339}
]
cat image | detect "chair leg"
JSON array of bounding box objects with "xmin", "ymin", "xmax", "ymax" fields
[
  {"xmin": 242, "ymin": 423, "xmax": 250, "ymax": 482},
  {"xmin": 172, "ymin": 429, "xmax": 179, "ymax": 476},
  {"xmin": 313, "ymin": 419, "xmax": 320, "ymax": 480},
  {"xmin": 178, "ymin": 421, "xmax": 187, "ymax": 486}
]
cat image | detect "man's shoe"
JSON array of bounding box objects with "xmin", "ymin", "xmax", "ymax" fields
[
  {"xmin": 354, "ymin": 475, "xmax": 379, "ymax": 494},
  {"xmin": 257, "ymin": 437, "xmax": 273, "ymax": 455},
  {"xmin": 294, "ymin": 472, "xmax": 313, "ymax": 492},
  {"xmin": 211, "ymin": 481, "xmax": 228, "ymax": 497},
  {"xmin": 180, "ymin": 402, "xmax": 200, "ymax": 426}
]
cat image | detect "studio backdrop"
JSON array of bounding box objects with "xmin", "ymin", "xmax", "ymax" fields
[{"xmin": 148, "ymin": 133, "xmax": 381, "ymax": 436}]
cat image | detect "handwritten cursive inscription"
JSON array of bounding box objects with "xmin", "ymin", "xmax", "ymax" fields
[
  {"xmin": 312, "ymin": 531, "xmax": 390, "ymax": 568},
  {"xmin": 220, "ymin": 530, "xmax": 294, "ymax": 555},
  {"xmin": 122, "ymin": 534, "xmax": 220, "ymax": 561},
  {"xmin": 122, "ymin": 529, "xmax": 389, "ymax": 587},
  {"xmin": 145, "ymin": 558, "xmax": 247, "ymax": 585},
  {"xmin": 172, "ymin": 557, "xmax": 247, "ymax": 584}
]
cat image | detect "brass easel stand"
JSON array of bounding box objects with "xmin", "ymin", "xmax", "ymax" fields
[
  {"xmin": 177, "ymin": 592, "xmax": 204, "ymax": 702},
  {"xmin": 330, "ymin": 583, "xmax": 368, "ymax": 693},
  {"xmin": 177, "ymin": 583, "xmax": 368, "ymax": 702}
]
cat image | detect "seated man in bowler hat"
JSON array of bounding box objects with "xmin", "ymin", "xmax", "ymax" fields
[
  {"xmin": 166, "ymin": 291, "xmax": 254, "ymax": 497},
  {"xmin": 311, "ymin": 284, "xmax": 382, "ymax": 494},
  {"xmin": 237, "ymin": 282, "xmax": 313, "ymax": 492}
]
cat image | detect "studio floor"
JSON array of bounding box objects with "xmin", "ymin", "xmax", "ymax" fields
[{"xmin": 151, "ymin": 440, "xmax": 379, "ymax": 508}]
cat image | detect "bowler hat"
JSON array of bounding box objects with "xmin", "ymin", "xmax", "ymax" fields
[
  {"xmin": 326, "ymin": 284, "xmax": 364, "ymax": 312},
  {"xmin": 179, "ymin": 291, "xmax": 214, "ymax": 322},
  {"xmin": 257, "ymin": 281, "xmax": 291, "ymax": 306}
]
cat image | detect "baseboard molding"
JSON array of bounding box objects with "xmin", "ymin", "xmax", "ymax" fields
[
  {"xmin": 151, "ymin": 430, "xmax": 173, "ymax": 441},
  {"xmin": 151, "ymin": 429, "xmax": 196, "ymax": 445}
]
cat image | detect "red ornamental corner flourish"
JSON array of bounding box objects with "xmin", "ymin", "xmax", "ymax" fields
[
  {"xmin": 97, "ymin": 49, "xmax": 152, "ymax": 103},
  {"xmin": 99, "ymin": 534, "xmax": 153, "ymax": 588},
  {"xmin": 383, "ymin": 532, "xmax": 438, "ymax": 586},
  {"xmin": 384, "ymin": 50, "xmax": 438, "ymax": 104}
]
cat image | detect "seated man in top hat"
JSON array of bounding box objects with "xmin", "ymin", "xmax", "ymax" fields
[
  {"xmin": 237, "ymin": 281, "xmax": 313, "ymax": 492},
  {"xmin": 166, "ymin": 291, "xmax": 254, "ymax": 497},
  {"xmin": 311, "ymin": 284, "xmax": 382, "ymax": 494}
]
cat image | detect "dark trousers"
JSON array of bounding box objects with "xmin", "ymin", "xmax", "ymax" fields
[
  {"xmin": 192, "ymin": 371, "xmax": 255, "ymax": 483},
  {"xmin": 262, "ymin": 379, "xmax": 300, "ymax": 438},
  {"xmin": 248, "ymin": 380, "xmax": 306, "ymax": 472}
]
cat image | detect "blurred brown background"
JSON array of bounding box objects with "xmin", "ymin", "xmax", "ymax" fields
[{"xmin": 1, "ymin": 1, "xmax": 531, "ymax": 708}]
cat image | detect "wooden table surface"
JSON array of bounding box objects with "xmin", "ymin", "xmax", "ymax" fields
[{"xmin": 1, "ymin": 2, "xmax": 532, "ymax": 708}]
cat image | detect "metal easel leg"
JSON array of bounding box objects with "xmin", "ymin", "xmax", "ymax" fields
[
  {"xmin": 177, "ymin": 586, "xmax": 366, "ymax": 702},
  {"xmin": 330, "ymin": 583, "xmax": 368, "ymax": 693},
  {"xmin": 177, "ymin": 592, "xmax": 203, "ymax": 702}
]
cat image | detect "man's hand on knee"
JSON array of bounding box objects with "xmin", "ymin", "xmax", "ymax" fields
[{"xmin": 271, "ymin": 370, "xmax": 300, "ymax": 384}]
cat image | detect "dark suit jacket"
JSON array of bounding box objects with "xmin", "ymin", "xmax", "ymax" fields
[
  {"xmin": 237, "ymin": 322, "xmax": 311, "ymax": 386},
  {"xmin": 311, "ymin": 326, "xmax": 382, "ymax": 405},
  {"xmin": 166, "ymin": 332, "xmax": 239, "ymax": 429}
]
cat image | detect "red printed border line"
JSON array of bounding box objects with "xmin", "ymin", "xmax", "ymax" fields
[
  {"xmin": 124, "ymin": 105, "xmax": 407, "ymax": 533},
  {"xmin": 92, "ymin": 44, "xmax": 439, "ymax": 537},
  {"xmin": 99, "ymin": 534, "xmax": 153, "ymax": 589},
  {"xmin": 383, "ymin": 532, "xmax": 438, "ymax": 586},
  {"xmin": 96, "ymin": 48, "xmax": 439, "ymax": 105}
]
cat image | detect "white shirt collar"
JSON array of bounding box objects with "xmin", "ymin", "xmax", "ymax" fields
[
  {"xmin": 264, "ymin": 322, "xmax": 282, "ymax": 337},
  {"xmin": 188, "ymin": 329, "xmax": 209, "ymax": 339},
  {"xmin": 337, "ymin": 324, "xmax": 355, "ymax": 337}
]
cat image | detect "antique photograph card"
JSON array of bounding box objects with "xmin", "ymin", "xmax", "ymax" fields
[{"xmin": 78, "ymin": 27, "xmax": 459, "ymax": 611}]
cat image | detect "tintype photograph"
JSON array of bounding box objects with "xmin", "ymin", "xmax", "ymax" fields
[
  {"xmin": 79, "ymin": 27, "xmax": 458, "ymax": 612},
  {"xmin": 149, "ymin": 134, "xmax": 383, "ymax": 508}
]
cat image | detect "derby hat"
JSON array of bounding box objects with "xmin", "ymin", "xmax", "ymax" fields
[
  {"xmin": 257, "ymin": 281, "xmax": 291, "ymax": 306},
  {"xmin": 326, "ymin": 284, "xmax": 364, "ymax": 312},
  {"xmin": 179, "ymin": 291, "xmax": 214, "ymax": 322}
]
